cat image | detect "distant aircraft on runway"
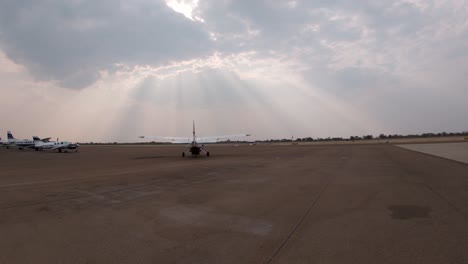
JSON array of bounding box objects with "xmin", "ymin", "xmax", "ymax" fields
[
  {"xmin": 0, "ymin": 137, "xmax": 7, "ymax": 148},
  {"xmin": 139, "ymin": 121, "xmax": 250, "ymax": 157},
  {"xmin": 6, "ymin": 131, "xmax": 35, "ymax": 150},
  {"xmin": 33, "ymin": 136, "xmax": 80, "ymax": 152}
]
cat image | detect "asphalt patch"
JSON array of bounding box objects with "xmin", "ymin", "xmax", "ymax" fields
[
  {"xmin": 388, "ymin": 205, "xmax": 432, "ymax": 220},
  {"xmin": 132, "ymin": 156, "xmax": 166, "ymax": 160}
]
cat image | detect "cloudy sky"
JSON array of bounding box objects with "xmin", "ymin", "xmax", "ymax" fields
[{"xmin": 0, "ymin": 0, "xmax": 467, "ymax": 142}]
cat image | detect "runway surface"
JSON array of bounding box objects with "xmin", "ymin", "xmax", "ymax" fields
[{"xmin": 1, "ymin": 144, "xmax": 467, "ymax": 263}]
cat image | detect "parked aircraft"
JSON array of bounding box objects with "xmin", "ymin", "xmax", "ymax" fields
[
  {"xmin": 139, "ymin": 121, "xmax": 250, "ymax": 157},
  {"xmin": 6, "ymin": 131, "xmax": 35, "ymax": 150},
  {"xmin": 0, "ymin": 137, "xmax": 6, "ymax": 148},
  {"xmin": 1, "ymin": 133, "xmax": 16, "ymax": 149},
  {"xmin": 33, "ymin": 136, "xmax": 80, "ymax": 152}
]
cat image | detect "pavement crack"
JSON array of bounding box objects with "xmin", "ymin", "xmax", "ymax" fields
[
  {"xmin": 264, "ymin": 180, "xmax": 331, "ymax": 264},
  {"xmin": 420, "ymin": 182, "xmax": 466, "ymax": 218}
]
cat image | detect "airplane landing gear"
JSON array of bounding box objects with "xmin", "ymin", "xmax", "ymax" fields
[
  {"xmin": 182, "ymin": 152, "xmax": 185, "ymax": 157},
  {"xmin": 206, "ymin": 152, "xmax": 210, "ymax": 157}
]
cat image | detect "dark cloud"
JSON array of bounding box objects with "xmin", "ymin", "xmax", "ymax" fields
[
  {"xmin": 1, "ymin": 0, "xmax": 467, "ymax": 99},
  {"xmin": 0, "ymin": 0, "xmax": 213, "ymax": 88}
]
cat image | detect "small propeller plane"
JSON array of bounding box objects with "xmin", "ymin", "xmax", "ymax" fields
[
  {"xmin": 139, "ymin": 121, "xmax": 250, "ymax": 157},
  {"xmin": 5, "ymin": 131, "xmax": 35, "ymax": 149},
  {"xmin": 33, "ymin": 136, "xmax": 80, "ymax": 152}
]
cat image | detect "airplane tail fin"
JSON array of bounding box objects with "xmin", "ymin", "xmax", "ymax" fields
[
  {"xmin": 7, "ymin": 131, "xmax": 15, "ymax": 140},
  {"xmin": 193, "ymin": 120, "xmax": 196, "ymax": 141}
]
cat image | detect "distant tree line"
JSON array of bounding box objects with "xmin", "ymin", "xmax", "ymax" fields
[
  {"xmin": 79, "ymin": 131, "xmax": 468, "ymax": 145},
  {"xmin": 263, "ymin": 131, "xmax": 468, "ymax": 143}
]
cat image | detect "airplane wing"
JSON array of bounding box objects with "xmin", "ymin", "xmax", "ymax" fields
[
  {"xmin": 197, "ymin": 134, "xmax": 251, "ymax": 143},
  {"xmin": 51, "ymin": 143, "xmax": 79, "ymax": 150},
  {"xmin": 41, "ymin": 137, "xmax": 51, "ymax": 142},
  {"xmin": 139, "ymin": 134, "xmax": 251, "ymax": 144},
  {"xmin": 139, "ymin": 136, "xmax": 192, "ymax": 144}
]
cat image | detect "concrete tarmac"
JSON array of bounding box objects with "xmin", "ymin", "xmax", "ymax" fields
[
  {"xmin": 398, "ymin": 142, "xmax": 468, "ymax": 164},
  {"xmin": 0, "ymin": 144, "xmax": 467, "ymax": 263}
]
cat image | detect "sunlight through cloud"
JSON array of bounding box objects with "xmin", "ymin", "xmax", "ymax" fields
[{"xmin": 165, "ymin": 0, "xmax": 204, "ymax": 21}]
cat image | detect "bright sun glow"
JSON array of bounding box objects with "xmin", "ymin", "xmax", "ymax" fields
[{"xmin": 165, "ymin": 0, "xmax": 202, "ymax": 21}]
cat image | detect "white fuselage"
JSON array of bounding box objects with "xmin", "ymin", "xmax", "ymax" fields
[
  {"xmin": 34, "ymin": 140, "xmax": 79, "ymax": 151},
  {"xmin": 15, "ymin": 139, "xmax": 35, "ymax": 148},
  {"xmin": 34, "ymin": 141, "xmax": 56, "ymax": 149}
]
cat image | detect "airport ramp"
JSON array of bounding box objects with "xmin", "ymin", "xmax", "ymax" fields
[{"xmin": 398, "ymin": 142, "xmax": 468, "ymax": 164}]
